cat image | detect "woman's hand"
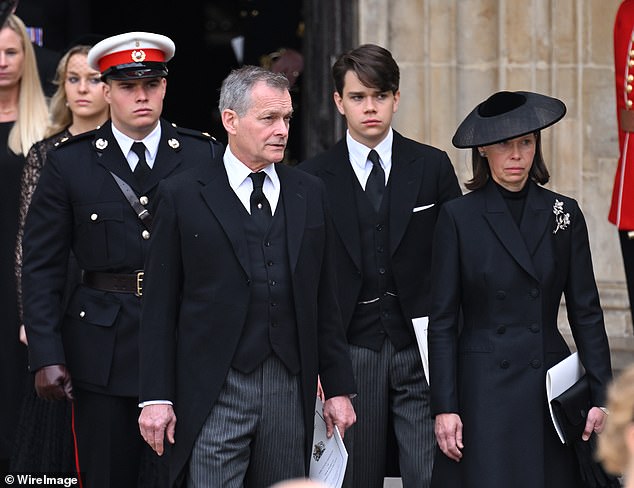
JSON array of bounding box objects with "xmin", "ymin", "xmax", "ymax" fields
[{"xmin": 435, "ymin": 413, "xmax": 464, "ymax": 462}]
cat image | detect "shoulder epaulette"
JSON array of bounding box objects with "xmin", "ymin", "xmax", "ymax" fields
[
  {"xmin": 53, "ymin": 129, "xmax": 97, "ymax": 148},
  {"xmin": 170, "ymin": 122, "xmax": 217, "ymax": 141}
]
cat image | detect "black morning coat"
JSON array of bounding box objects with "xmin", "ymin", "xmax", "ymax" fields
[
  {"xmin": 300, "ymin": 130, "xmax": 462, "ymax": 335},
  {"xmin": 138, "ymin": 153, "xmax": 357, "ymax": 485},
  {"xmin": 21, "ymin": 119, "xmax": 222, "ymax": 397}
]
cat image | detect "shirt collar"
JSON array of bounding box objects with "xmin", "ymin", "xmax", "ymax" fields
[
  {"xmin": 346, "ymin": 128, "xmax": 393, "ymax": 170},
  {"xmin": 223, "ymin": 146, "xmax": 279, "ymax": 192},
  {"xmin": 111, "ymin": 122, "xmax": 162, "ymax": 162}
]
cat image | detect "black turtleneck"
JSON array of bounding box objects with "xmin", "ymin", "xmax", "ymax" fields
[{"xmin": 494, "ymin": 179, "xmax": 529, "ymax": 226}]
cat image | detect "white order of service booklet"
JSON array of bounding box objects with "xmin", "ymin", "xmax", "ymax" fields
[
  {"xmin": 309, "ymin": 397, "xmax": 348, "ymax": 488},
  {"xmin": 412, "ymin": 316, "xmax": 430, "ymax": 385}
]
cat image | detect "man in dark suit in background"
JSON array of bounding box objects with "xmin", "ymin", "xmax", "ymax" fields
[
  {"xmin": 138, "ymin": 65, "xmax": 356, "ymax": 487},
  {"xmin": 300, "ymin": 44, "xmax": 462, "ymax": 488},
  {"xmin": 21, "ymin": 32, "xmax": 221, "ymax": 488}
]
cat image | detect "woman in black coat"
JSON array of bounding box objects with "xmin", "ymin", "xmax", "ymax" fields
[{"xmin": 428, "ymin": 91, "xmax": 614, "ymax": 488}]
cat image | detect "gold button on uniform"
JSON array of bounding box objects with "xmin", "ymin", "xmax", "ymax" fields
[
  {"xmin": 142, "ymin": 230, "xmax": 150, "ymax": 240},
  {"xmin": 139, "ymin": 196, "xmax": 149, "ymax": 205}
]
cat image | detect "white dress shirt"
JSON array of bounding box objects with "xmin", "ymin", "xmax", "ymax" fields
[{"xmin": 346, "ymin": 128, "xmax": 394, "ymax": 189}]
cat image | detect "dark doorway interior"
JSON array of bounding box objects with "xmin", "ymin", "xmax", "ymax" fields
[
  {"xmin": 17, "ymin": 0, "xmax": 356, "ymax": 163},
  {"xmin": 18, "ymin": 1, "xmax": 305, "ymax": 161},
  {"xmin": 88, "ymin": 1, "xmax": 304, "ymax": 159}
]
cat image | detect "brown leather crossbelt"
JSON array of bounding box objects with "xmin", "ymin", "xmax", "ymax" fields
[{"xmin": 82, "ymin": 270, "xmax": 144, "ymax": 296}]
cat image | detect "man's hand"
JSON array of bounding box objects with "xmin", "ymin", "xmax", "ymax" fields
[
  {"xmin": 35, "ymin": 364, "xmax": 73, "ymax": 401},
  {"xmin": 322, "ymin": 395, "xmax": 356, "ymax": 439},
  {"xmin": 19, "ymin": 324, "xmax": 27, "ymax": 345},
  {"xmin": 138, "ymin": 404, "xmax": 176, "ymax": 456},
  {"xmin": 435, "ymin": 413, "xmax": 464, "ymax": 462},
  {"xmin": 316, "ymin": 376, "xmax": 325, "ymax": 402},
  {"xmin": 582, "ymin": 406, "xmax": 608, "ymax": 441}
]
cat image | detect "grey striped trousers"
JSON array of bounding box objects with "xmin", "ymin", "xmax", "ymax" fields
[
  {"xmin": 188, "ymin": 356, "xmax": 305, "ymax": 488},
  {"xmin": 343, "ymin": 341, "xmax": 435, "ymax": 488}
]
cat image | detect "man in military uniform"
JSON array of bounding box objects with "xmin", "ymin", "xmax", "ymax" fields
[
  {"xmin": 610, "ymin": 0, "xmax": 634, "ymax": 330},
  {"xmin": 21, "ymin": 32, "xmax": 221, "ymax": 487}
]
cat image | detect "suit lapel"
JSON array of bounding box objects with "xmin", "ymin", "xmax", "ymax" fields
[
  {"xmin": 199, "ymin": 155, "xmax": 251, "ymax": 278},
  {"xmin": 93, "ymin": 119, "xmax": 185, "ymax": 195},
  {"xmin": 320, "ymin": 140, "xmax": 362, "ymax": 270},
  {"xmin": 93, "ymin": 121, "xmax": 140, "ymax": 191},
  {"xmin": 483, "ymin": 180, "xmax": 539, "ymax": 280},
  {"xmin": 388, "ymin": 132, "xmax": 424, "ymax": 256},
  {"xmin": 519, "ymin": 182, "xmax": 551, "ymax": 258},
  {"xmin": 278, "ymin": 164, "xmax": 306, "ymax": 273},
  {"xmin": 140, "ymin": 120, "xmax": 184, "ymax": 193}
]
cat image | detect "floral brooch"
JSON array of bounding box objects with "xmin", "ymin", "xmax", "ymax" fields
[{"xmin": 553, "ymin": 199, "xmax": 570, "ymax": 234}]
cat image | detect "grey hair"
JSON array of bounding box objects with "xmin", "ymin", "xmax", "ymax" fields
[{"xmin": 219, "ymin": 65, "xmax": 290, "ymax": 116}]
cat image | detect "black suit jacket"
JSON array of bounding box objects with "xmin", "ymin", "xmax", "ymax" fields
[
  {"xmin": 300, "ymin": 131, "xmax": 462, "ymax": 335},
  {"xmin": 139, "ymin": 154, "xmax": 356, "ymax": 485},
  {"xmin": 22, "ymin": 119, "xmax": 221, "ymax": 396}
]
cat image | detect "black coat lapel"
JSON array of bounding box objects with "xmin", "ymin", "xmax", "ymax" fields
[
  {"xmin": 93, "ymin": 121, "xmax": 140, "ymax": 191},
  {"xmin": 320, "ymin": 140, "xmax": 362, "ymax": 270},
  {"xmin": 483, "ymin": 180, "xmax": 539, "ymax": 280},
  {"xmin": 199, "ymin": 155, "xmax": 251, "ymax": 278},
  {"xmin": 388, "ymin": 132, "xmax": 424, "ymax": 256},
  {"xmin": 278, "ymin": 164, "xmax": 306, "ymax": 273},
  {"xmin": 519, "ymin": 182, "xmax": 551, "ymax": 258},
  {"xmin": 140, "ymin": 120, "xmax": 184, "ymax": 192}
]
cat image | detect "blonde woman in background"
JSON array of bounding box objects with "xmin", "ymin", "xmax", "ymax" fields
[
  {"xmin": 12, "ymin": 42, "xmax": 108, "ymax": 473},
  {"xmin": 0, "ymin": 12, "xmax": 48, "ymax": 473},
  {"xmin": 15, "ymin": 43, "xmax": 108, "ymax": 341},
  {"xmin": 598, "ymin": 364, "xmax": 634, "ymax": 488}
]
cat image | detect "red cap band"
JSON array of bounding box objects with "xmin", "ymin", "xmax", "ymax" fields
[{"xmin": 98, "ymin": 48, "xmax": 165, "ymax": 73}]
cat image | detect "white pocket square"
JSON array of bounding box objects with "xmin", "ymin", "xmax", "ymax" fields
[{"xmin": 413, "ymin": 203, "xmax": 435, "ymax": 212}]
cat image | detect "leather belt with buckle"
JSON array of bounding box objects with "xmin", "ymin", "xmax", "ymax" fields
[{"xmin": 82, "ymin": 270, "xmax": 144, "ymax": 296}]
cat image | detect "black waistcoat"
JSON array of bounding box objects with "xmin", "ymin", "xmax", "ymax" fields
[
  {"xmin": 232, "ymin": 195, "xmax": 300, "ymax": 374},
  {"xmin": 348, "ymin": 179, "xmax": 411, "ymax": 351}
]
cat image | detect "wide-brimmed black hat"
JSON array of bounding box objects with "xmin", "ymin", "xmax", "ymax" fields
[{"xmin": 452, "ymin": 91, "xmax": 566, "ymax": 148}]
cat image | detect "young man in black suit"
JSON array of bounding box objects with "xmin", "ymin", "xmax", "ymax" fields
[
  {"xmin": 138, "ymin": 65, "xmax": 356, "ymax": 487},
  {"xmin": 300, "ymin": 44, "xmax": 462, "ymax": 488},
  {"xmin": 21, "ymin": 32, "xmax": 222, "ymax": 487}
]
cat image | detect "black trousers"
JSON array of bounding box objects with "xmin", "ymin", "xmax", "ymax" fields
[{"xmin": 74, "ymin": 388, "xmax": 168, "ymax": 488}]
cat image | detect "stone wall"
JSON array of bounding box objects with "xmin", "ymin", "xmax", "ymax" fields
[{"xmin": 357, "ymin": 0, "xmax": 633, "ymax": 369}]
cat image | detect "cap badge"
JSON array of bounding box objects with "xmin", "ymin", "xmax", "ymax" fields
[
  {"xmin": 95, "ymin": 138, "xmax": 108, "ymax": 150},
  {"xmin": 131, "ymin": 50, "xmax": 146, "ymax": 63},
  {"xmin": 168, "ymin": 138, "xmax": 180, "ymax": 149}
]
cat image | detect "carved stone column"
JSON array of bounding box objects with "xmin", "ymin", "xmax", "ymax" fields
[{"xmin": 301, "ymin": 0, "xmax": 358, "ymax": 158}]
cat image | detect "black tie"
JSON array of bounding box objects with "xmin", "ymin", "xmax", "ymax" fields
[
  {"xmin": 365, "ymin": 149, "xmax": 385, "ymax": 212},
  {"xmin": 248, "ymin": 172, "xmax": 272, "ymax": 233},
  {"xmin": 131, "ymin": 142, "xmax": 150, "ymax": 184}
]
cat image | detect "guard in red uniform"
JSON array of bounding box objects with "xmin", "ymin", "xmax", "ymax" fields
[{"xmin": 610, "ymin": 0, "xmax": 634, "ymax": 327}]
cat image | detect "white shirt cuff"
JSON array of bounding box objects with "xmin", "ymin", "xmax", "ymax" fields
[{"xmin": 138, "ymin": 400, "xmax": 173, "ymax": 408}]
